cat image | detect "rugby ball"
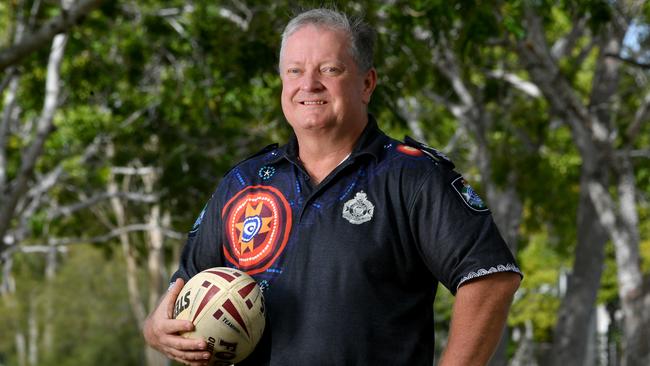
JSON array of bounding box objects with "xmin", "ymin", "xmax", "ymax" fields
[{"xmin": 173, "ymin": 267, "xmax": 265, "ymax": 365}]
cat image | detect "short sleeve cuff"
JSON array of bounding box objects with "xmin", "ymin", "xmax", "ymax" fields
[{"xmin": 456, "ymin": 263, "xmax": 523, "ymax": 292}]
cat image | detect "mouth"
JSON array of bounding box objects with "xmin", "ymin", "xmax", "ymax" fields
[{"xmin": 299, "ymin": 100, "xmax": 327, "ymax": 105}]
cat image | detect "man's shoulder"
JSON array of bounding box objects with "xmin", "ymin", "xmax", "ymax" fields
[
  {"xmin": 223, "ymin": 143, "xmax": 281, "ymax": 179},
  {"xmin": 382, "ymin": 136, "xmax": 455, "ymax": 172}
]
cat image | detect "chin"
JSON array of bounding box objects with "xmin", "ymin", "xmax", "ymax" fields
[{"xmin": 290, "ymin": 114, "xmax": 334, "ymax": 131}]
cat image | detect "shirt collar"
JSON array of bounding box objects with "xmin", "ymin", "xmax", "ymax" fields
[{"xmin": 270, "ymin": 114, "xmax": 386, "ymax": 165}]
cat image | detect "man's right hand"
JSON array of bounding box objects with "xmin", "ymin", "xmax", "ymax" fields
[{"xmin": 143, "ymin": 278, "xmax": 211, "ymax": 366}]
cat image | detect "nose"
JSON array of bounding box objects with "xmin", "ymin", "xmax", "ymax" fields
[{"xmin": 300, "ymin": 70, "xmax": 324, "ymax": 92}]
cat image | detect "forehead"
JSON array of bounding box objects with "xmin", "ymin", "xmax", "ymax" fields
[{"xmin": 281, "ymin": 25, "xmax": 352, "ymax": 63}]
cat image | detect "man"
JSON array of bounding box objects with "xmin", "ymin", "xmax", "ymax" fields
[{"xmin": 144, "ymin": 8, "xmax": 521, "ymax": 366}]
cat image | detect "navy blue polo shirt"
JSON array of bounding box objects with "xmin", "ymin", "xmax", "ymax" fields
[{"xmin": 172, "ymin": 116, "xmax": 521, "ymax": 365}]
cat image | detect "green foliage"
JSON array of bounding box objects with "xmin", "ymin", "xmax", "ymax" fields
[
  {"xmin": 0, "ymin": 246, "xmax": 141, "ymax": 366},
  {"xmin": 40, "ymin": 247, "xmax": 141, "ymax": 366},
  {"xmin": 640, "ymin": 202, "xmax": 650, "ymax": 274},
  {"xmin": 509, "ymin": 233, "xmax": 564, "ymax": 341},
  {"xmin": 0, "ymin": 3, "xmax": 11, "ymax": 47},
  {"xmin": 598, "ymin": 241, "xmax": 620, "ymax": 305}
]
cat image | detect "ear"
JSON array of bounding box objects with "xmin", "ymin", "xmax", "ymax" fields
[{"xmin": 361, "ymin": 68, "xmax": 377, "ymax": 105}]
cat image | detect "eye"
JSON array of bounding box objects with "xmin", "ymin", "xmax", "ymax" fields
[
  {"xmin": 286, "ymin": 68, "xmax": 301, "ymax": 76},
  {"xmin": 321, "ymin": 66, "xmax": 341, "ymax": 74}
]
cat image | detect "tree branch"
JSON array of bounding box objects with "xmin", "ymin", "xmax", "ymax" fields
[
  {"xmin": 0, "ymin": 72, "xmax": 20, "ymax": 189},
  {"xmin": 396, "ymin": 97, "xmax": 426, "ymax": 141},
  {"xmin": 605, "ymin": 53, "xmax": 650, "ymax": 69},
  {"xmin": 49, "ymin": 224, "xmax": 184, "ymax": 246},
  {"xmin": 111, "ymin": 166, "xmax": 160, "ymax": 176},
  {"xmin": 616, "ymin": 149, "xmax": 650, "ymax": 159},
  {"xmin": 626, "ymin": 90, "xmax": 650, "ymax": 142},
  {"xmin": 487, "ymin": 69, "xmax": 542, "ymax": 98},
  {"xmin": 0, "ymin": 0, "xmax": 106, "ymax": 71},
  {"xmin": 46, "ymin": 192, "xmax": 159, "ymax": 219},
  {"xmin": 25, "ymin": 134, "xmax": 102, "ymax": 201},
  {"xmin": 0, "ymin": 67, "xmax": 17, "ymax": 95},
  {"xmin": 17, "ymin": 245, "xmax": 68, "ymax": 254},
  {"xmin": 551, "ymin": 16, "xmax": 587, "ymax": 60},
  {"xmin": 515, "ymin": 7, "xmax": 597, "ymax": 156}
]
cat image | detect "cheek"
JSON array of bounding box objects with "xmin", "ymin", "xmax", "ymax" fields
[
  {"xmin": 280, "ymin": 86, "xmax": 291, "ymax": 104},
  {"xmin": 281, "ymin": 80, "xmax": 297, "ymax": 98},
  {"xmin": 280, "ymin": 87, "xmax": 294, "ymax": 115}
]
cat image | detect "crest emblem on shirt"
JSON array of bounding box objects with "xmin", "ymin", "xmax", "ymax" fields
[
  {"xmin": 342, "ymin": 191, "xmax": 374, "ymax": 224},
  {"xmin": 451, "ymin": 176, "xmax": 489, "ymax": 212},
  {"xmin": 222, "ymin": 185, "xmax": 292, "ymax": 275}
]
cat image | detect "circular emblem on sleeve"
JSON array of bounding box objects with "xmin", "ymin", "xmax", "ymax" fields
[
  {"xmin": 396, "ymin": 144, "xmax": 424, "ymax": 157},
  {"xmin": 342, "ymin": 191, "xmax": 375, "ymax": 224},
  {"xmin": 222, "ymin": 186, "xmax": 292, "ymax": 275},
  {"xmin": 451, "ymin": 176, "xmax": 489, "ymax": 212}
]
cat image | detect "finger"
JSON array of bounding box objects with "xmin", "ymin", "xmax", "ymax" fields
[
  {"xmin": 161, "ymin": 333, "xmax": 207, "ymax": 351},
  {"xmin": 166, "ymin": 278, "xmax": 185, "ymax": 318},
  {"xmin": 170, "ymin": 354, "xmax": 208, "ymax": 366},
  {"xmin": 163, "ymin": 334, "xmax": 205, "ymax": 351},
  {"xmin": 160, "ymin": 318, "xmax": 196, "ymax": 335},
  {"xmin": 166, "ymin": 346, "xmax": 211, "ymax": 364}
]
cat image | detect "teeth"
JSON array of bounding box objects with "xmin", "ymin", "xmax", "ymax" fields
[{"xmin": 303, "ymin": 101, "xmax": 325, "ymax": 105}]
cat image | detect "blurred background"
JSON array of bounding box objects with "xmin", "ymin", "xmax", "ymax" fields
[{"xmin": 0, "ymin": 1, "xmax": 649, "ymax": 365}]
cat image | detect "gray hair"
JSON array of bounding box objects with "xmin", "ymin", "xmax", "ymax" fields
[{"xmin": 279, "ymin": 8, "xmax": 376, "ymax": 73}]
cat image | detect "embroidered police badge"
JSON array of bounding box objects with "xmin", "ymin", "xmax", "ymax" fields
[
  {"xmin": 342, "ymin": 191, "xmax": 375, "ymax": 224},
  {"xmin": 451, "ymin": 176, "xmax": 489, "ymax": 212}
]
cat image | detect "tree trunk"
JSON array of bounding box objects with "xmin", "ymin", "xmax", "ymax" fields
[
  {"xmin": 143, "ymin": 169, "xmax": 169, "ymax": 366},
  {"xmin": 42, "ymin": 235, "xmax": 57, "ymax": 357},
  {"xmin": 510, "ymin": 321, "xmax": 537, "ymax": 366},
  {"xmin": 16, "ymin": 330, "xmax": 27, "ymax": 366},
  {"xmin": 27, "ymin": 300, "xmax": 38, "ymax": 366},
  {"xmin": 107, "ymin": 160, "xmax": 148, "ymax": 328},
  {"xmin": 587, "ymin": 156, "xmax": 650, "ymax": 366},
  {"xmin": 0, "ymin": 29, "xmax": 67, "ymax": 257},
  {"xmin": 550, "ymin": 166, "xmax": 608, "ymax": 366},
  {"xmin": 487, "ymin": 179, "xmax": 522, "ymax": 366}
]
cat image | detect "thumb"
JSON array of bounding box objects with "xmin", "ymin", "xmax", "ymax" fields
[{"xmin": 165, "ymin": 278, "xmax": 185, "ymax": 319}]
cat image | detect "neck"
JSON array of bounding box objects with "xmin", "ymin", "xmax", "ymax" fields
[{"xmin": 295, "ymin": 120, "xmax": 367, "ymax": 184}]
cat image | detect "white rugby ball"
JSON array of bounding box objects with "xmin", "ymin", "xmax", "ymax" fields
[{"xmin": 173, "ymin": 267, "xmax": 265, "ymax": 365}]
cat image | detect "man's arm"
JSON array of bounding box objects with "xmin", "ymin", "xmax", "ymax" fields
[
  {"xmin": 439, "ymin": 272, "xmax": 521, "ymax": 366},
  {"xmin": 143, "ymin": 278, "xmax": 211, "ymax": 366}
]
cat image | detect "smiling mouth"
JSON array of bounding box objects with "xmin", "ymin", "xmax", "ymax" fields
[{"xmin": 300, "ymin": 101, "xmax": 327, "ymax": 105}]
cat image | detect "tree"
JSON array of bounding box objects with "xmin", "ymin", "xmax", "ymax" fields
[{"xmin": 507, "ymin": 1, "xmax": 650, "ymax": 364}]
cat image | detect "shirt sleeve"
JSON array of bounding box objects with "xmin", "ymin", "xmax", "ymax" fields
[
  {"xmin": 409, "ymin": 167, "xmax": 522, "ymax": 295},
  {"xmin": 170, "ymin": 186, "xmax": 225, "ymax": 283}
]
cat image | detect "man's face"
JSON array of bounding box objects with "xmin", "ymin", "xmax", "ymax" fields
[{"xmin": 279, "ymin": 25, "xmax": 376, "ymax": 134}]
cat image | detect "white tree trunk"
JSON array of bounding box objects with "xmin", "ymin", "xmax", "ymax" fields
[
  {"xmin": 27, "ymin": 300, "xmax": 38, "ymax": 366},
  {"xmin": 587, "ymin": 158, "xmax": 648, "ymax": 366},
  {"xmin": 16, "ymin": 330, "xmax": 27, "ymax": 366},
  {"xmin": 143, "ymin": 170, "xmax": 169, "ymax": 366},
  {"xmin": 107, "ymin": 144, "xmax": 148, "ymax": 328},
  {"xmin": 550, "ymin": 166, "xmax": 608, "ymax": 366}
]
